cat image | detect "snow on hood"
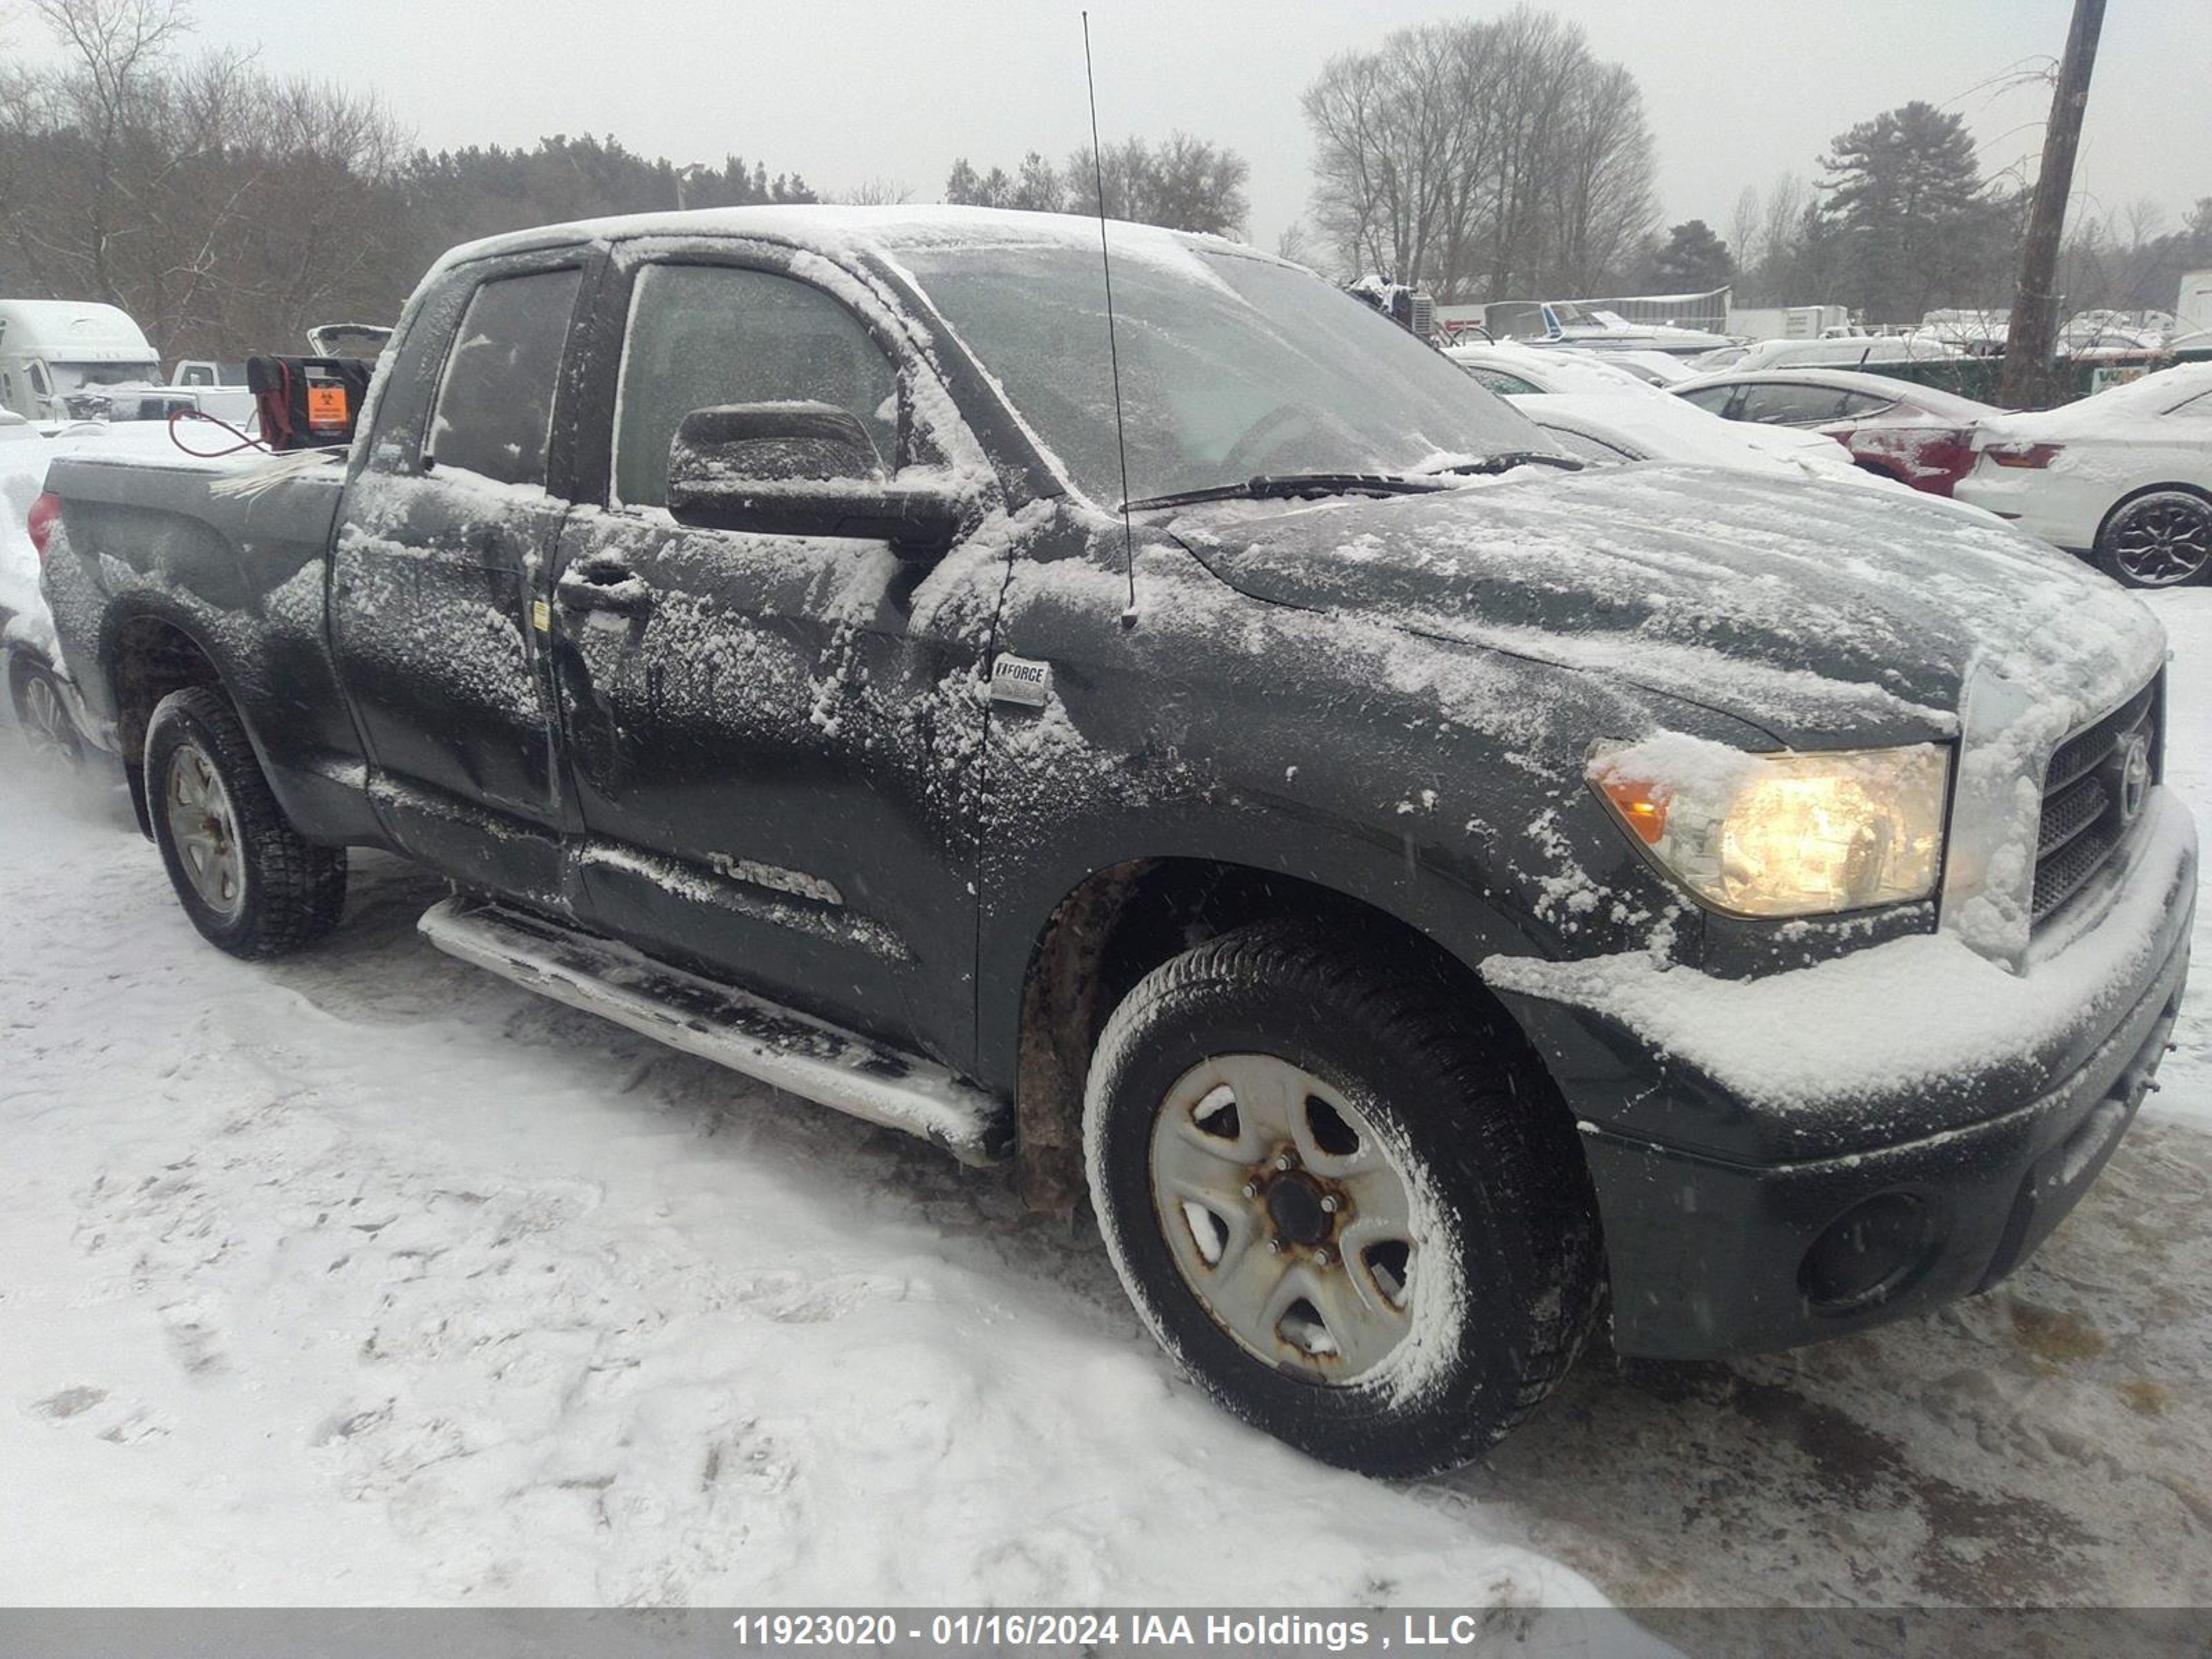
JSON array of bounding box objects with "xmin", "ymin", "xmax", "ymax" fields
[{"xmin": 1167, "ymin": 463, "xmax": 2163, "ymax": 747}]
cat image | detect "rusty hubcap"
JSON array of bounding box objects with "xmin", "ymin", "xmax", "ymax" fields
[{"xmin": 1148, "ymin": 1053, "xmax": 1417, "ymax": 1383}]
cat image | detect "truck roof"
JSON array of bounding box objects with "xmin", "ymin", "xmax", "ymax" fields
[
  {"xmin": 0, "ymin": 299, "xmax": 157, "ymax": 362},
  {"xmin": 431, "ymin": 203, "xmax": 1267, "ymax": 279}
]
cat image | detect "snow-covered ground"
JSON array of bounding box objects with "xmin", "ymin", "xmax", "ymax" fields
[{"xmin": 3, "ymin": 592, "xmax": 2211, "ymax": 1611}]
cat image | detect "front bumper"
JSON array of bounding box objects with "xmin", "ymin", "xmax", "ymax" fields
[{"xmin": 1492, "ymin": 791, "xmax": 2196, "ymax": 1360}]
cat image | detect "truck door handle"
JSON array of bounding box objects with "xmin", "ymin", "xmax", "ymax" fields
[{"xmin": 555, "ymin": 561, "xmax": 653, "ymax": 617}]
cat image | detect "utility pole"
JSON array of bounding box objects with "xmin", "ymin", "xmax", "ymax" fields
[{"xmin": 1999, "ymin": 0, "xmax": 2107, "ymax": 409}]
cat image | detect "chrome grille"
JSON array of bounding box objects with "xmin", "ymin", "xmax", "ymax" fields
[{"xmin": 2030, "ymin": 677, "xmax": 2160, "ymax": 926}]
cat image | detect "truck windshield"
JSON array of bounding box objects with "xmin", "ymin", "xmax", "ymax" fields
[
  {"xmin": 50, "ymin": 361, "xmax": 162, "ymax": 391},
  {"xmin": 901, "ymin": 240, "xmax": 1548, "ymax": 506}
]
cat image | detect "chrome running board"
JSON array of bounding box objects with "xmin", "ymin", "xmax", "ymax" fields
[{"xmin": 418, "ymin": 895, "xmax": 1006, "ymax": 1165}]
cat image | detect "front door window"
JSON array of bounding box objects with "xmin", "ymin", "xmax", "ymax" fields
[{"xmin": 614, "ymin": 264, "xmax": 897, "ymax": 508}]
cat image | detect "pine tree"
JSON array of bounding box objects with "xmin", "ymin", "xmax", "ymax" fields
[
  {"xmin": 944, "ymin": 158, "xmax": 984, "ymax": 206},
  {"xmin": 1649, "ymin": 220, "xmax": 1734, "ymax": 292},
  {"xmin": 1820, "ymin": 102, "xmax": 2009, "ymax": 323}
]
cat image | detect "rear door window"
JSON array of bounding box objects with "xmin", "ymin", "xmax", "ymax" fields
[
  {"xmin": 1465, "ymin": 367, "xmax": 1541, "ymax": 396},
  {"xmin": 427, "ymin": 268, "xmax": 582, "ymax": 487},
  {"xmin": 1836, "ymin": 391, "xmax": 1898, "ymax": 418},
  {"xmin": 1738, "ymin": 383, "xmax": 1853, "ymax": 426},
  {"xmin": 1676, "ymin": 386, "xmax": 1736, "ymax": 416}
]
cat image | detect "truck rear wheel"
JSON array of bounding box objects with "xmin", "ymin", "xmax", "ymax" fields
[
  {"xmin": 1082, "ymin": 924, "xmax": 1603, "ymax": 1478},
  {"xmin": 145, "ymin": 686, "xmax": 346, "ymax": 959}
]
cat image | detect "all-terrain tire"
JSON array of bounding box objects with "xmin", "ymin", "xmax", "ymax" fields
[
  {"xmin": 2094, "ymin": 488, "xmax": 2212, "ymax": 589},
  {"xmin": 1083, "ymin": 923, "xmax": 1604, "ymax": 1478},
  {"xmin": 144, "ymin": 686, "xmax": 347, "ymax": 958}
]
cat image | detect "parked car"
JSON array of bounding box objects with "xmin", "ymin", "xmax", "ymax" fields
[
  {"xmin": 170, "ymin": 359, "xmax": 247, "ymax": 388},
  {"xmin": 1588, "ymin": 348, "xmax": 1694, "ymax": 386},
  {"xmin": 1446, "ymin": 347, "xmax": 1886, "ymax": 488},
  {"xmin": 1515, "ymin": 390, "xmax": 1900, "ymax": 491},
  {"xmin": 1954, "ymin": 362, "xmax": 2212, "ymax": 588},
  {"xmin": 1724, "ymin": 335, "xmax": 1967, "ymax": 374},
  {"xmin": 1447, "ymin": 298, "xmax": 1731, "ymax": 357},
  {"xmin": 1445, "ymin": 341, "xmax": 1661, "ymax": 398},
  {"xmin": 2, "ymin": 415, "xmax": 181, "ymax": 769},
  {"xmin": 306, "ymin": 322, "xmax": 395, "ymax": 359},
  {"xmin": 37, "ymin": 205, "xmax": 2192, "ymax": 1477},
  {"xmin": 1669, "ymin": 368, "xmax": 2002, "ymax": 496}
]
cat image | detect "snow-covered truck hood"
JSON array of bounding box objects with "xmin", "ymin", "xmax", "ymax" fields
[{"xmin": 1168, "ymin": 462, "xmax": 2164, "ymax": 750}]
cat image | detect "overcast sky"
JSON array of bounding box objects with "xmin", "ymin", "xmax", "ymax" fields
[{"xmin": 17, "ymin": 0, "xmax": 2211, "ymax": 258}]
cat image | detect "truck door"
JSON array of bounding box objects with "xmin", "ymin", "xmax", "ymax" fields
[
  {"xmin": 331, "ymin": 251, "xmax": 590, "ymax": 908},
  {"xmin": 545, "ymin": 249, "xmax": 1006, "ymax": 1070}
]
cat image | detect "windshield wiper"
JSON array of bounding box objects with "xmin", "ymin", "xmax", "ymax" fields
[
  {"xmin": 1427, "ymin": 451, "xmax": 1585, "ymax": 476},
  {"xmin": 1121, "ymin": 473, "xmax": 1453, "ymax": 512}
]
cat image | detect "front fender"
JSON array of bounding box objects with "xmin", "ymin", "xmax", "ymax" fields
[{"xmin": 971, "ymin": 527, "xmax": 1777, "ymax": 1094}]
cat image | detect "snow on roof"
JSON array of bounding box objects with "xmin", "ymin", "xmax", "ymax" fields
[
  {"xmin": 1445, "ymin": 343, "xmax": 1665, "ymax": 397},
  {"xmin": 432, "ymin": 204, "xmax": 1264, "ymax": 287},
  {"xmin": 1980, "ymin": 360, "xmax": 2212, "ymax": 442},
  {"xmin": 0, "ymin": 299, "xmax": 156, "ymax": 362},
  {"xmin": 1518, "ymin": 391, "xmax": 1812, "ymax": 474},
  {"xmin": 1733, "ymin": 335, "xmax": 1965, "ymax": 371},
  {"xmin": 1672, "ymin": 366, "xmax": 1997, "ymax": 417}
]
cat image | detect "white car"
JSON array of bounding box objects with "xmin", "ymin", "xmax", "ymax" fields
[
  {"xmin": 1444, "ymin": 342, "xmax": 1663, "ymax": 398},
  {"xmin": 1722, "ymin": 335, "xmax": 1967, "ymax": 374},
  {"xmin": 1512, "ymin": 391, "xmax": 1896, "ymax": 491},
  {"xmin": 1953, "ymin": 362, "xmax": 2212, "ymax": 588}
]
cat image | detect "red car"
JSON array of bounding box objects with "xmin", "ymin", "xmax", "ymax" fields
[{"xmin": 1671, "ymin": 368, "xmax": 2001, "ymax": 496}]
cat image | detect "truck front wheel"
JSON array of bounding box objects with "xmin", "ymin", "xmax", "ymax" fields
[
  {"xmin": 144, "ymin": 686, "xmax": 346, "ymax": 959},
  {"xmin": 1083, "ymin": 924, "xmax": 1603, "ymax": 1478}
]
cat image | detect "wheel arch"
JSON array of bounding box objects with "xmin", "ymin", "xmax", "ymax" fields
[
  {"xmin": 1002, "ymin": 852, "xmax": 1550, "ymax": 1212},
  {"xmin": 2095, "ymin": 478, "xmax": 2212, "ymax": 539},
  {"xmin": 99, "ymin": 601, "xmax": 238, "ymax": 834},
  {"xmin": 2093, "ymin": 481, "xmax": 2212, "ymax": 586}
]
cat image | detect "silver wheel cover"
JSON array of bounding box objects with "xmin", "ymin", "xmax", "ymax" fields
[
  {"xmin": 20, "ymin": 674, "xmax": 79, "ymax": 767},
  {"xmin": 1147, "ymin": 1053, "xmax": 1420, "ymax": 1384},
  {"xmin": 165, "ymin": 740, "xmax": 246, "ymax": 921}
]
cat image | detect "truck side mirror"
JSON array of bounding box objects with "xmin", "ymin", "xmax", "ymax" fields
[{"xmin": 666, "ymin": 402, "xmax": 964, "ymax": 561}]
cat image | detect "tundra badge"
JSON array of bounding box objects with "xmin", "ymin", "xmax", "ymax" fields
[{"xmin": 990, "ymin": 655, "xmax": 1053, "ymax": 709}]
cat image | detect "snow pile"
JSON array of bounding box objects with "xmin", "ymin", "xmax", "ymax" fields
[
  {"xmin": 1979, "ymin": 362, "xmax": 2212, "ymax": 447},
  {"xmin": 0, "ymin": 420, "xmax": 200, "ymax": 648},
  {"xmin": 0, "ymin": 782, "xmax": 1604, "ymax": 1609}
]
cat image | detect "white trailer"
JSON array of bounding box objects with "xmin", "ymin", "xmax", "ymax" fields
[
  {"xmin": 0, "ymin": 300, "xmax": 161, "ymax": 420},
  {"xmin": 1725, "ymin": 304, "xmax": 1850, "ymax": 341},
  {"xmin": 2180, "ymin": 270, "xmax": 2212, "ymax": 338}
]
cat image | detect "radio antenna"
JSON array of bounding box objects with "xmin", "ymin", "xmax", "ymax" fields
[{"xmin": 1082, "ymin": 10, "xmax": 1138, "ymax": 628}]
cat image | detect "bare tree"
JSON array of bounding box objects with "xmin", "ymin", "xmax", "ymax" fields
[
  {"xmin": 1302, "ymin": 6, "xmax": 1656, "ymax": 301},
  {"xmin": 1, "ymin": 0, "xmax": 411, "ymax": 357},
  {"xmin": 838, "ymin": 177, "xmax": 914, "ymax": 206},
  {"xmin": 1727, "ymin": 185, "xmax": 1761, "ymax": 275},
  {"xmin": 1066, "ymin": 133, "xmax": 1248, "ymax": 236}
]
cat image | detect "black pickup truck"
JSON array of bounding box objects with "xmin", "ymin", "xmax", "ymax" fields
[{"xmin": 36, "ymin": 207, "xmax": 2195, "ymax": 1477}]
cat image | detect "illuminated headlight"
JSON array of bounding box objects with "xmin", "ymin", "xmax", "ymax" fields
[{"xmin": 1588, "ymin": 735, "xmax": 1949, "ymax": 918}]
